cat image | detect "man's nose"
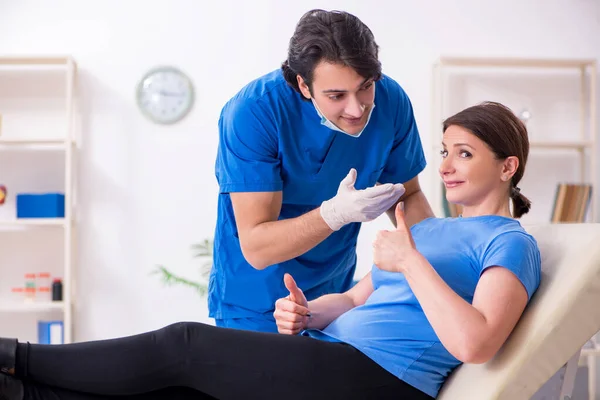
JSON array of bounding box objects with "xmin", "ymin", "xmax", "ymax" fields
[{"xmin": 344, "ymin": 96, "xmax": 365, "ymax": 118}]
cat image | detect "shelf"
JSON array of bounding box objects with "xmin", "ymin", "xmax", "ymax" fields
[
  {"xmin": 0, "ymin": 219, "xmax": 66, "ymax": 228},
  {"xmin": 0, "ymin": 301, "xmax": 64, "ymax": 313},
  {"xmin": 437, "ymin": 57, "xmax": 596, "ymax": 69},
  {"xmin": 581, "ymin": 338, "xmax": 600, "ymax": 358},
  {"xmin": 0, "ymin": 138, "xmax": 71, "ymax": 149},
  {"xmin": 582, "ymin": 348, "xmax": 600, "ymax": 357},
  {"xmin": 0, "ymin": 56, "xmax": 74, "ymax": 72},
  {"xmin": 0, "ymin": 56, "xmax": 72, "ymax": 65},
  {"xmin": 0, "ymin": 54, "xmax": 77, "ymax": 344}
]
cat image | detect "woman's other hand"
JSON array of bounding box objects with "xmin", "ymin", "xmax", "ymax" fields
[
  {"xmin": 274, "ymin": 273, "xmax": 311, "ymax": 335},
  {"xmin": 373, "ymin": 202, "xmax": 420, "ymax": 273}
]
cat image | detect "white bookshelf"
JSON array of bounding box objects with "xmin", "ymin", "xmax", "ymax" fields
[
  {"xmin": 430, "ymin": 56, "xmax": 597, "ymax": 222},
  {"xmin": 0, "ymin": 55, "xmax": 78, "ymax": 344},
  {"xmin": 0, "ymin": 218, "xmax": 67, "ymax": 227},
  {"xmin": 431, "ymin": 56, "xmax": 598, "ymax": 400},
  {"xmin": 0, "ymin": 138, "xmax": 71, "ymax": 149}
]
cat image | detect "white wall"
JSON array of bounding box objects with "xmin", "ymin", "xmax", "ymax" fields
[{"xmin": 0, "ymin": 0, "xmax": 599, "ymax": 341}]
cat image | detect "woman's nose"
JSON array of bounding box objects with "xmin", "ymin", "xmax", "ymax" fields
[{"xmin": 439, "ymin": 156, "xmax": 454, "ymax": 175}]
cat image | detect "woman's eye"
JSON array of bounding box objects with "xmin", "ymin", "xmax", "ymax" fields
[
  {"xmin": 440, "ymin": 150, "xmax": 448, "ymax": 158},
  {"xmin": 459, "ymin": 151, "xmax": 472, "ymax": 158}
]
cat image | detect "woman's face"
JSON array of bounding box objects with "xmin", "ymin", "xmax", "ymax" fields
[
  {"xmin": 297, "ymin": 61, "xmax": 375, "ymax": 136},
  {"xmin": 439, "ymin": 125, "xmax": 517, "ymax": 209}
]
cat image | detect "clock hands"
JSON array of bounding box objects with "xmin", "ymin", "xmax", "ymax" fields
[{"xmin": 158, "ymin": 89, "xmax": 185, "ymax": 97}]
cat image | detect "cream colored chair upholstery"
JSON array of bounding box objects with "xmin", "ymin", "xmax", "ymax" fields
[{"xmin": 437, "ymin": 223, "xmax": 600, "ymax": 400}]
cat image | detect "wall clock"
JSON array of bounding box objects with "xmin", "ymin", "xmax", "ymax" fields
[{"xmin": 136, "ymin": 66, "xmax": 195, "ymax": 124}]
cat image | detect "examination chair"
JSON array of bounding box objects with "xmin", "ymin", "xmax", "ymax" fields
[{"xmin": 437, "ymin": 223, "xmax": 600, "ymax": 400}]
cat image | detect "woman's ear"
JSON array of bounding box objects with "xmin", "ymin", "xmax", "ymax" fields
[
  {"xmin": 296, "ymin": 75, "xmax": 312, "ymax": 99},
  {"xmin": 501, "ymin": 156, "xmax": 519, "ymax": 180}
]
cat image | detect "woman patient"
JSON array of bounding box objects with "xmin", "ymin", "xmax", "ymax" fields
[{"xmin": 0, "ymin": 101, "xmax": 541, "ymax": 400}]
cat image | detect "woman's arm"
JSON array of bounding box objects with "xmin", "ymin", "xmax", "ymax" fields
[
  {"xmin": 373, "ymin": 203, "xmax": 530, "ymax": 364},
  {"xmin": 402, "ymin": 254, "xmax": 528, "ymax": 364},
  {"xmin": 306, "ymin": 272, "xmax": 374, "ymax": 330}
]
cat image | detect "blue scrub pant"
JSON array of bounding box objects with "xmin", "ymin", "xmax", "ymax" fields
[{"xmin": 215, "ymin": 316, "xmax": 279, "ymax": 333}]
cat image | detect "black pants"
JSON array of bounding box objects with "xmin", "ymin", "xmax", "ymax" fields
[{"xmin": 14, "ymin": 322, "xmax": 434, "ymax": 400}]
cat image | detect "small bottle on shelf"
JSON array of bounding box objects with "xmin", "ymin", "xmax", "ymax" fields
[
  {"xmin": 24, "ymin": 287, "xmax": 36, "ymax": 303},
  {"xmin": 0, "ymin": 184, "xmax": 6, "ymax": 205},
  {"xmin": 51, "ymin": 279, "xmax": 63, "ymax": 301},
  {"xmin": 24, "ymin": 273, "xmax": 36, "ymax": 303}
]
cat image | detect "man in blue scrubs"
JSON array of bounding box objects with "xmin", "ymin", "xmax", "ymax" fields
[{"xmin": 210, "ymin": 9, "xmax": 434, "ymax": 333}]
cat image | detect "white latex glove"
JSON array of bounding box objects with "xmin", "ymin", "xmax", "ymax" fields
[{"xmin": 320, "ymin": 168, "xmax": 406, "ymax": 231}]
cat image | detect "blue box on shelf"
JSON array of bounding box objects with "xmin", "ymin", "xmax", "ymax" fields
[
  {"xmin": 16, "ymin": 193, "xmax": 65, "ymax": 218},
  {"xmin": 38, "ymin": 320, "xmax": 64, "ymax": 345}
]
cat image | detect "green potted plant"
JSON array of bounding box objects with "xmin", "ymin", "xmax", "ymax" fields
[{"xmin": 151, "ymin": 238, "xmax": 213, "ymax": 296}]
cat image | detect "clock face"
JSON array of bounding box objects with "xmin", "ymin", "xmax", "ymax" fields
[{"xmin": 136, "ymin": 66, "xmax": 194, "ymax": 124}]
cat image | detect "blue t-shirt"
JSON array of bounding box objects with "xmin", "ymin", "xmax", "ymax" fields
[
  {"xmin": 303, "ymin": 216, "xmax": 541, "ymax": 398},
  {"xmin": 209, "ymin": 69, "xmax": 427, "ymax": 327}
]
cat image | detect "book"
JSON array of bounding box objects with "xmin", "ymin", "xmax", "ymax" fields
[
  {"xmin": 551, "ymin": 183, "xmax": 593, "ymax": 223},
  {"xmin": 38, "ymin": 320, "xmax": 64, "ymax": 345}
]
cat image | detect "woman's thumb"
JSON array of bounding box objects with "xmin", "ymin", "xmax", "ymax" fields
[{"xmin": 284, "ymin": 273, "xmax": 302, "ymax": 302}]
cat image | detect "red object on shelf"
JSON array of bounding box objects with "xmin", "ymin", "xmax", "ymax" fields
[{"xmin": 0, "ymin": 184, "xmax": 6, "ymax": 205}]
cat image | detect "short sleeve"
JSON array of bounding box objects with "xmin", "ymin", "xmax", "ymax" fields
[
  {"xmin": 215, "ymin": 97, "xmax": 283, "ymax": 193},
  {"xmin": 481, "ymin": 231, "xmax": 542, "ymax": 300},
  {"xmin": 378, "ymin": 82, "xmax": 427, "ymax": 185}
]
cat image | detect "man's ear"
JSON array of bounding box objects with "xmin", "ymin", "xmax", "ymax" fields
[{"xmin": 296, "ymin": 75, "xmax": 312, "ymax": 100}]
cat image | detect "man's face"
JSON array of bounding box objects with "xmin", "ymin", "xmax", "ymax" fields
[{"xmin": 297, "ymin": 61, "xmax": 376, "ymax": 136}]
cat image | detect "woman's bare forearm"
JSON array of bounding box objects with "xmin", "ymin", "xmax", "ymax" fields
[{"xmin": 305, "ymin": 293, "xmax": 356, "ymax": 330}]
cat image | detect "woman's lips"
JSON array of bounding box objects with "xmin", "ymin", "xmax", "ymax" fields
[{"xmin": 444, "ymin": 181, "xmax": 464, "ymax": 188}]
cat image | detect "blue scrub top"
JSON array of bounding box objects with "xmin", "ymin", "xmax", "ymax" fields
[{"xmin": 209, "ymin": 69, "xmax": 426, "ymax": 328}]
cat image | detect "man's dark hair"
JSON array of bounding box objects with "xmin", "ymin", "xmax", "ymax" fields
[{"xmin": 281, "ymin": 9, "xmax": 382, "ymax": 100}]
